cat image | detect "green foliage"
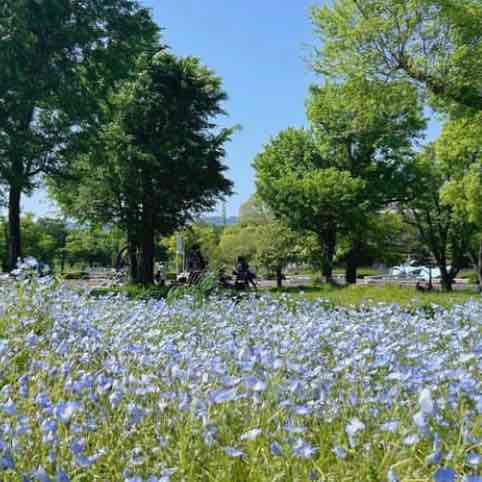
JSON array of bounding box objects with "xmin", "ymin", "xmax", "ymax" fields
[
  {"xmin": 238, "ymin": 195, "xmax": 273, "ymax": 226},
  {"xmin": 0, "ymin": 0, "xmax": 160, "ymax": 268},
  {"xmin": 254, "ymin": 221, "xmax": 300, "ymax": 277},
  {"xmin": 254, "ymin": 129, "xmax": 365, "ymax": 234},
  {"xmin": 64, "ymin": 224, "xmax": 124, "ymax": 269},
  {"xmin": 437, "ymin": 114, "xmax": 482, "ymax": 286},
  {"xmin": 438, "ymin": 114, "xmax": 482, "ymax": 226},
  {"xmin": 254, "ymin": 77, "xmax": 424, "ymax": 283},
  {"xmin": 311, "ymin": 0, "xmax": 482, "ymax": 112},
  {"xmin": 307, "ymin": 79, "xmax": 425, "ymax": 210},
  {"xmin": 0, "ymin": 214, "xmax": 69, "ymax": 271},
  {"xmin": 219, "ymin": 224, "xmax": 259, "ymax": 267},
  {"xmin": 162, "ymin": 224, "xmax": 224, "ymax": 271},
  {"xmin": 166, "ymin": 271, "xmax": 221, "ymax": 305},
  {"xmin": 50, "ymin": 51, "xmax": 233, "ymax": 284},
  {"xmin": 401, "ymin": 147, "xmax": 477, "ymax": 289},
  {"xmin": 0, "ymin": 215, "xmax": 126, "ymax": 273},
  {"xmin": 458, "ymin": 271, "xmax": 479, "ymax": 284},
  {"xmin": 90, "ymin": 284, "xmax": 170, "ymax": 300},
  {"xmin": 275, "ymin": 168, "xmax": 366, "ymax": 233},
  {"xmin": 335, "ymin": 211, "xmax": 410, "ymax": 268}
]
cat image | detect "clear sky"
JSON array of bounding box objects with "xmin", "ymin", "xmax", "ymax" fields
[
  {"xmin": 22, "ymin": 0, "xmax": 440, "ymax": 218},
  {"xmin": 141, "ymin": 0, "xmax": 321, "ymax": 217}
]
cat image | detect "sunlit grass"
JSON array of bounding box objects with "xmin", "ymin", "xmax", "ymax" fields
[{"xmin": 271, "ymin": 283, "xmax": 479, "ymax": 308}]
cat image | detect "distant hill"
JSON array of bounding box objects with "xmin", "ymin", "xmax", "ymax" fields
[{"xmin": 201, "ymin": 215, "xmax": 238, "ymax": 226}]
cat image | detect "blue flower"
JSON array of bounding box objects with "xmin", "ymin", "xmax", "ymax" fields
[
  {"xmin": 223, "ymin": 446, "xmax": 244, "ymax": 458},
  {"xmin": 433, "ymin": 467, "xmax": 456, "ymax": 482}
]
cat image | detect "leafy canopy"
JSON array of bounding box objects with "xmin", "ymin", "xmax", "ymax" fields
[
  {"xmin": 51, "ymin": 51, "xmax": 233, "ymax": 241},
  {"xmin": 311, "ymin": 0, "xmax": 482, "ymax": 112},
  {"xmin": 0, "ymin": 0, "xmax": 160, "ymax": 192},
  {"xmin": 254, "ymin": 128, "xmax": 366, "ymax": 236}
]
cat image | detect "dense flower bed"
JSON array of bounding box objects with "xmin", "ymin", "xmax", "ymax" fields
[{"xmin": 0, "ymin": 279, "xmax": 480, "ymax": 481}]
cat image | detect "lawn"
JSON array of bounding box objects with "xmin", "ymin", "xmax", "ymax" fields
[
  {"xmin": 271, "ymin": 283, "xmax": 479, "ymax": 308},
  {"xmin": 0, "ymin": 278, "xmax": 480, "ymax": 481}
]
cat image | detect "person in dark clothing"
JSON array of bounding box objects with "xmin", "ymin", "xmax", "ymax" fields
[
  {"xmin": 187, "ymin": 245, "xmax": 207, "ymax": 286},
  {"xmin": 233, "ymin": 256, "xmax": 257, "ymax": 289},
  {"xmin": 187, "ymin": 245, "xmax": 206, "ymax": 272}
]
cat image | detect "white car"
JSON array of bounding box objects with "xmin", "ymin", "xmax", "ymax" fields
[{"xmin": 390, "ymin": 261, "xmax": 441, "ymax": 282}]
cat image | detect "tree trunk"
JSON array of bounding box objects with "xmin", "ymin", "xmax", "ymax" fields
[
  {"xmin": 276, "ymin": 267, "xmax": 283, "ymax": 289},
  {"xmin": 8, "ymin": 185, "xmax": 22, "ymax": 271},
  {"xmin": 439, "ymin": 265, "xmax": 453, "ymax": 292},
  {"xmin": 128, "ymin": 244, "xmax": 139, "ymax": 284},
  {"xmin": 2, "ymin": 221, "xmax": 9, "ymax": 271},
  {"xmin": 60, "ymin": 252, "xmax": 65, "ymax": 273},
  {"xmin": 128, "ymin": 232, "xmax": 140, "ymax": 284},
  {"xmin": 140, "ymin": 225, "xmax": 154, "ymax": 285},
  {"xmin": 321, "ymin": 229, "xmax": 336, "ymax": 284},
  {"xmin": 478, "ymin": 236, "xmax": 482, "ymax": 293},
  {"xmin": 345, "ymin": 240, "xmax": 362, "ymax": 285},
  {"xmin": 137, "ymin": 173, "xmax": 155, "ymax": 285},
  {"xmin": 345, "ymin": 261, "xmax": 357, "ymax": 285},
  {"xmin": 115, "ymin": 246, "xmax": 129, "ymax": 271}
]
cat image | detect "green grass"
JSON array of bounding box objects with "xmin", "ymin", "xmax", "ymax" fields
[
  {"xmin": 89, "ymin": 283, "xmax": 171, "ymax": 300},
  {"xmin": 458, "ymin": 270, "xmax": 479, "ymax": 284},
  {"xmin": 332, "ymin": 266, "xmax": 383, "ymax": 278},
  {"xmin": 90, "ymin": 280, "xmax": 480, "ymax": 308},
  {"xmin": 269, "ymin": 283, "xmax": 479, "ymax": 308}
]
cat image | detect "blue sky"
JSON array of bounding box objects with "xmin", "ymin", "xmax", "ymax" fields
[{"xmin": 23, "ymin": 0, "xmax": 440, "ymax": 218}]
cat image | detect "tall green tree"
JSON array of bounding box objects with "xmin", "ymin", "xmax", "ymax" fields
[
  {"xmin": 402, "ymin": 148, "xmax": 476, "ymax": 291},
  {"xmin": 306, "ymin": 79, "xmax": 425, "ymax": 282},
  {"xmin": 438, "ymin": 115, "xmax": 482, "ymax": 287},
  {"xmin": 254, "ymin": 127, "xmax": 366, "ymax": 283},
  {"xmin": 51, "ymin": 52, "xmax": 233, "ymax": 284},
  {"xmin": 0, "ymin": 0, "xmax": 159, "ymax": 269},
  {"xmin": 311, "ymin": 0, "xmax": 482, "ymax": 113},
  {"xmin": 255, "ymin": 221, "xmax": 300, "ymax": 288},
  {"xmin": 238, "ymin": 196, "xmax": 300, "ymax": 287}
]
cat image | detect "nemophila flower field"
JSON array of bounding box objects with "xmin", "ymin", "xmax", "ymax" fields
[{"xmin": 0, "ymin": 278, "xmax": 481, "ymax": 481}]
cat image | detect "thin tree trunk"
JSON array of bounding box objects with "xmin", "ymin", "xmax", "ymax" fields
[
  {"xmin": 2, "ymin": 221, "xmax": 9, "ymax": 271},
  {"xmin": 139, "ymin": 188, "xmax": 155, "ymax": 285},
  {"xmin": 60, "ymin": 252, "xmax": 65, "ymax": 273},
  {"xmin": 139, "ymin": 173, "xmax": 156, "ymax": 285},
  {"xmin": 127, "ymin": 228, "xmax": 140, "ymax": 284},
  {"xmin": 345, "ymin": 240, "xmax": 362, "ymax": 285},
  {"xmin": 276, "ymin": 267, "xmax": 283, "ymax": 289},
  {"xmin": 128, "ymin": 241, "xmax": 139, "ymax": 284},
  {"xmin": 321, "ymin": 229, "xmax": 336, "ymax": 284},
  {"xmin": 8, "ymin": 185, "xmax": 22, "ymax": 271},
  {"xmin": 478, "ymin": 236, "xmax": 482, "ymax": 292},
  {"xmin": 115, "ymin": 246, "xmax": 129, "ymax": 271}
]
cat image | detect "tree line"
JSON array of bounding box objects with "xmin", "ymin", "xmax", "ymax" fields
[
  {"xmin": 0, "ymin": 216, "xmax": 125, "ymax": 273},
  {"xmin": 1, "ymin": 0, "xmax": 232, "ymax": 284},
  {"xmin": 253, "ymin": 0, "xmax": 482, "ymax": 291},
  {"xmin": 1, "ymin": 0, "xmax": 481, "ymax": 290}
]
